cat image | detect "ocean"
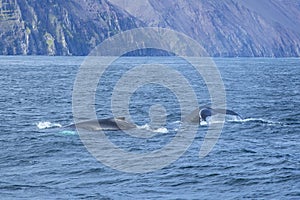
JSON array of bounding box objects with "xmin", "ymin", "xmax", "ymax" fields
[{"xmin": 0, "ymin": 56, "xmax": 299, "ymax": 199}]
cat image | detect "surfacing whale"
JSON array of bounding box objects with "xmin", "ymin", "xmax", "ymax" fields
[
  {"xmin": 66, "ymin": 117, "xmax": 136, "ymax": 131},
  {"xmin": 66, "ymin": 106, "xmax": 241, "ymax": 131},
  {"xmin": 199, "ymin": 107, "xmax": 242, "ymax": 122},
  {"xmin": 184, "ymin": 106, "xmax": 242, "ymax": 123}
]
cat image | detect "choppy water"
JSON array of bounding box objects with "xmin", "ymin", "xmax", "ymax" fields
[{"xmin": 0, "ymin": 56, "xmax": 299, "ymax": 199}]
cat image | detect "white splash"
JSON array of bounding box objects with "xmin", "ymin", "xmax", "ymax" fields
[
  {"xmin": 228, "ymin": 117, "xmax": 282, "ymax": 125},
  {"xmin": 36, "ymin": 121, "xmax": 62, "ymax": 129},
  {"xmin": 136, "ymin": 124, "xmax": 152, "ymax": 131},
  {"xmin": 200, "ymin": 121, "xmax": 208, "ymax": 126},
  {"xmin": 153, "ymin": 127, "xmax": 169, "ymax": 134},
  {"xmin": 137, "ymin": 123, "xmax": 169, "ymax": 133},
  {"xmin": 200, "ymin": 115, "xmax": 280, "ymax": 126}
]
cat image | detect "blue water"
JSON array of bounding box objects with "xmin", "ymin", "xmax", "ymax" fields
[{"xmin": 0, "ymin": 56, "xmax": 299, "ymax": 199}]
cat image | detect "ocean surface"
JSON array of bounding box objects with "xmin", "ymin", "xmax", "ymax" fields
[{"xmin": 0, "ymin": 56, "xmax": 299, "ymax": 199}]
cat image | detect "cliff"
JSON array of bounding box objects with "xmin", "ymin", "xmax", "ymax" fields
[
  {"xmin": 111, "ymin": 0, "xmax": 300, "ymax": 57},
  {"xmin": 0, "ymin": 0, "xmax": 142, "ymax": 55},
  {"xmin": 1, "ymin": 0, "xmax": 300, "ymax": 56}
]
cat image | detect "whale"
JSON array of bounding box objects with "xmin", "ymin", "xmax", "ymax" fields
[
  {"xmin": 199, "ymin": 107, "xmax": 242, "ymax": 122},
  {"xmin": 184, "ymin": 105, "xmax": 242, "ymax": 123},
  {"xmin": 66, "ymin": 106, "xmax": 241, "ymax": 131},
  {"xmin": 66, "ymin": 117, "xmax": 137, "ymax": 131}
]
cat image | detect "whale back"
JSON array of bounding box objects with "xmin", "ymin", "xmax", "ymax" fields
[
  {"xmin": 66, "ymin": 117, "xmax": 136, "ymax": 131},
  {"xmin": 183, "ymin": 107, "xmax": 200, "ymax": 124}
]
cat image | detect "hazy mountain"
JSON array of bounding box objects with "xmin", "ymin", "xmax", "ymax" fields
[
  {"xmin": 1, "ymin": 0, "xmax": 299, "ymax": 56},
  {"xmin": 111, "ymin": 0, "xmax": 300, "ymax": 57}
]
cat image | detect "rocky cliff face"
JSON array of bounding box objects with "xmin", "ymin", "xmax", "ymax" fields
[
  {"xmin": 0, "ymin": 0, "xmax": 142, "ymax": 55},
  {"xmin": 111, "ymin": 0, "xmax": 300, "ymax": 57},
  {"xmin": 1, "ymin": 0, "xmax": 300, "ymax": 56}
]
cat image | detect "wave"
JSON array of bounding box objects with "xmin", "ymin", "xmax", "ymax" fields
[{"xmin": 36, "ymin": 121, "xmax": 62, "ymax": 129}]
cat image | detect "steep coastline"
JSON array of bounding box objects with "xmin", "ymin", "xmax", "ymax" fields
[
  {"xmin": 0, "ymin": 0, "xmax": 142, "ymax": 55},
  {"xmin": 0, "ymin": 0, "xmax": 299, "ymax": 56}
]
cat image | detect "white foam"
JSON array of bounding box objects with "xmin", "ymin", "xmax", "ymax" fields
[
  {"xmin": 153, "ymin": 127, "xmax": 169, "ymax": 134},
  {"xmin": 171, "ymin": 121, "xmax": 181, "ymax": 125},
  {"xmin": 36, "ymin": 121, "xmax": 62, "ymax": 129},
  {"xmin": 239, "ymin": 118, "xmax": 260, "ymax": 122},
  {"xmin": 226, "ymin": 115, "xmax": 243, "ymax": 121},
  {"xmin": 203, "ymin": 116, "xmax": 224, "ymax": 125},
  {"xmin": 137, "ymin": 123, "xmax": 169, "ymax": 133},
  {"xmin": 200, "ymin": 121, "xmax": 209, "ymax": 126},
  {"xmin": 137, "ymin": 124, "xmax": 152, "ymax": 131},
  {"xmin": 228, "ymin": 118, "xmax": 281, "ymax": 125}
]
